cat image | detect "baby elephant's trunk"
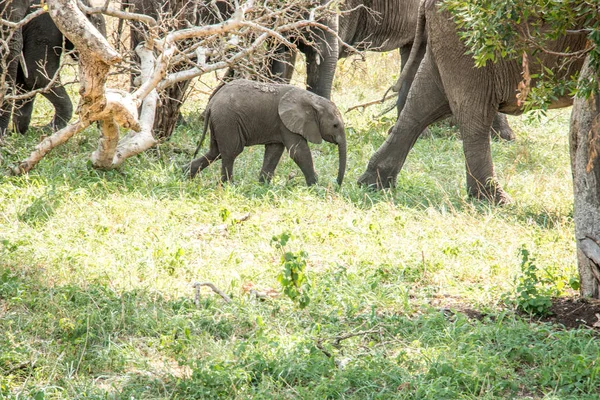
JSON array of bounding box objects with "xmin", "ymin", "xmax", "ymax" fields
[{"xmin": 337, "ymin": 134, "xmax": 346, "ymax": 186}]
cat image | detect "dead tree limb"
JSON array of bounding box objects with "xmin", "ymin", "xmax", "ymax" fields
[
  {"xmin": 193, "ymin": 282, "xmax": 233, "ymax": 304},
  {"xmin": 346, "ymin": 91, "xmax": 398, "ymax": 113}
]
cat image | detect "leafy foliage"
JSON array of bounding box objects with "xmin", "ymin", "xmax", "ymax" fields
[
  {"xmin": 511, "ymin": 247, "xmax": 557, "ymax": 315},
  {"xmin": 272, "ymin": 233, "xmax": 312, "ymax": 308}
]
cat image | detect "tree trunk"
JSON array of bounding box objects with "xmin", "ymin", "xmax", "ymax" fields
[
  {"xmin": 154, "ymin": 78, "xmax": 190, "ymax": 140},
  {"xmin": 569, "ymin": 56, "xmax": 600, "ymax": 298}
]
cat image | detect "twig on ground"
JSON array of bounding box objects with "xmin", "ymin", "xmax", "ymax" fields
[
  {"xmin": 565, "ymin": 302, "xmax": 587, "ymax": 316},
  {"xmin": 234, "ymin": 213, "xmax": 251, "ymax": 223},
  {"xmin": 193, "ymin": 282, "xmax": 232, "ymax": 305},
  {"xmin": 3, "ymin": 361, "xmax": 34, "ymax": 375},
  {"xmin": 316, "ymin": 328, "xmax": 381, "ymax": 359},
  {"xmin": 315, "ymin": 341, "xmax": 333, "ymax": 358},
  {"xmin": 331, "ymin": 329, "xmax": 381, "ymax": 348}
]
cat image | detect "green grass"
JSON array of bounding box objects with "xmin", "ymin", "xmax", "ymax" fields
[{"xmin": 0, "ymin": 52, "xmax": 597, "ymax": 399}]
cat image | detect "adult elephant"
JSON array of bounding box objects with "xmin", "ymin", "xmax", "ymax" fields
[
  {"xmin": 357, "ymin": 0, "xmax": 588, "ymax": 204},
  {"xmin": 12, "ymin": 0, "xmax": 106, "ymax": 134},
  {"xmin": 284, "ymin": 0, "xmax": 515, "ymax": 141},
  {"xmin": 0, "ymin": 0, "xmax": 30, "ymax": 136}
]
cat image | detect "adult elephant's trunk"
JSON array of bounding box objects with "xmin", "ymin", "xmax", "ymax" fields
[
  {"xmin": 337, "ymin": 134, "xmax": 346, "ymax": 186},
  {"xmin": 306, "ymin": 12, "xmax": 339, "ymax": 100}
]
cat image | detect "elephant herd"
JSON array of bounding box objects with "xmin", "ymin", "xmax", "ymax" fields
[{"xmin": 0, "ymin": 0, "xmax": 589, "ymax": 204}]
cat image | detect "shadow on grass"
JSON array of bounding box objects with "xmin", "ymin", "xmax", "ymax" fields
[{"xmin": 1, "ymin": 265, "xmax": 599, "ymax": 399}]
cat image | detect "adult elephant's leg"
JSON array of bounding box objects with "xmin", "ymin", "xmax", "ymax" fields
[
  {"xmin": 0, "ymin": 105, "xmax": 12, "ymax": 136},
  {"xmin": 359, "ymin": 53, "xmax": 452, "ymax": 189},
  {"xmin": 259, "ymin": 143, "xmax": 285, "ymax": 183},
  {"xmin": 456, "ymin": 112, "xmax": 512, "ymax": 204},
  {"xmin": 491, "ymin": 113, "xmax": 516, "ymax": 141},
  {"xmin": 396, "ymin": 43, "xmax": 426, "ymax": 115},
  {"xmin": 13, "ymin": 97, "xmax": 35, "ymax": 134},
  {"xmin": 42, "ymin": 86, "xmax": 73, "ymax": 131},
  {"xmin": 269, "ymin": 46, "xmax": 297, "ymax": 84}
]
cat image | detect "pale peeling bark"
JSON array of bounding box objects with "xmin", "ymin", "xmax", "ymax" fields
[
  {"xmin": 13, "ymin": 0, "xmax": 123, "ymax": 173},
  {"xmin": 11, "ymin": 121, "xmax": 89, "ymax": 174},
  {"xmin": 15, "ymin": 0, "xmax": 140, "ymax": 172},
  {"xmin": 110, "ymin": 46, "xmax": 161, "ymax": 167},
  {"xmin": 569, "ymin": 56, "xmax": 600, "ymax": 298}
]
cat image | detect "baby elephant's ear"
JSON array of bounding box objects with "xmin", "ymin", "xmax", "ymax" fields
[{"xmin": 278, "ymin": 90, "xmax": 323, "ymax": 144}]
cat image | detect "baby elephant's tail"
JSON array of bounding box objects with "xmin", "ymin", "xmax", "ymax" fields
[{"xmin": 193, "ymin": 108, "xmax": 211, "ymax": 158}]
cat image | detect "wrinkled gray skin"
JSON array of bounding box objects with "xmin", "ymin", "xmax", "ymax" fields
[
  {"xmin": 188, "ymin": 79, "xmax": 347, "ymax": 186},
  {"xmin": 288, "ymin": 0, "xmax": 515, "ymax": 141},
  {"xmin": 358, "ymin": 1, "xmax": 588, "ymax": 203},
  {"xmin": 0, "ymin": 0, "xmax": 30, "ymax": 136},
  {"xmin": 12, "ymin": 0, "xmax": 106, "ymax": 134}
]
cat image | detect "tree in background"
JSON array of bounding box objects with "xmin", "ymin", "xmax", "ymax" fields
[{"xmin": 444, "ymin": 0, "xmax": 600, "ymax": 297}]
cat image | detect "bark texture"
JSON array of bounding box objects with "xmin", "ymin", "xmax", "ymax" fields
[{"xmin": 570, "ymin": 56, "xmax": 600, "ymax": 298}]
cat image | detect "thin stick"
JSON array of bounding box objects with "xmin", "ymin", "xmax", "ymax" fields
[
  {"xmin": 316, "ymin": 328, "xmax": 381, "ymax": 359},
  {"xmin": 332, "ymin": 329, "xmax": 380, "ymax": 347},
  {"xmin": 193, "ymin": 282, "xmax": 232, "ymax": 304},
  {"xmin": 346, "ymin": 92, "xmax": 398, "ymax": 113}
]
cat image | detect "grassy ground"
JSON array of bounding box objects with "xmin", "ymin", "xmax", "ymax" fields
[{"xmin": 1, "ymin": 52, "xmax": 599, "ymax": 399}]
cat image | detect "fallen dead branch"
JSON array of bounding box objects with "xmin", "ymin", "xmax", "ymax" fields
[{"xmin": 193, "ymin": 282, "xmax": 233, "ymax": 305}]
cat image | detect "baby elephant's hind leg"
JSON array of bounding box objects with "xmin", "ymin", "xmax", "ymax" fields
[
  {"xmin": 220, "ymin": 151, "xmax": 242, "ymax": 183},
  {"xmin": 259, "ymin": 143, "xmax": 285, "ymax": 183},
  {"xmin": 189, "ymin": 148, "xmax": 220, "ymax": 178}
]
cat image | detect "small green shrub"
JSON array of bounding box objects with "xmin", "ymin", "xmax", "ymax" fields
[
  {"xmin": 511, "ymin": 247, "xmax": 558, "ymax": 316},
  {"xmin": 272, "ymin": 232, "xmax": 311, "ymax": 309}
]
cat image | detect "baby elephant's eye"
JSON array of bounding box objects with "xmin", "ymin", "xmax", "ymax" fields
[{"xmin": 333, "ymin": 123, "xmax": 339, "ymax": 128}]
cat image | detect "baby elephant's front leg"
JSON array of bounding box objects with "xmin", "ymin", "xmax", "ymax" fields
[
  {"xmin": 284, "ymin": 136, "xmax": 317, "ymax": 186},
  {"xmin": 259, "ymin": 143, "xmax": 285, "ymax": 183}
]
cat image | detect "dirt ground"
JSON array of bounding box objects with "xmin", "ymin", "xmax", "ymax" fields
[
  {"xmin": 433, "ymin": 295, "xmax": 600, "ymax": 331},
  {"xmin": 539, "ymin": 297, "xmax": 600, "ymax": 330}
]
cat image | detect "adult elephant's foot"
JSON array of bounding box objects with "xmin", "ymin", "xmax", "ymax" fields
[
  {"xmin": 467, "ymin": 180, "xmax": 513, "ymax": 205},
  {"xmin": 491, "ymin": 125, "xmax": 516, "ymax": 141},
  {"xmin": 491, "ymin": 114, "xmax": 516, "ymax": 142},
  {"xmin": 357, "ymin": 166, "xmax": 396, "ymax": 189}
]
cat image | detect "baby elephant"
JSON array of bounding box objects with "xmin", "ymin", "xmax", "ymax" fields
[{"xmin": 188, "ymin": 79, "xmax": 346, "ymax": 186}]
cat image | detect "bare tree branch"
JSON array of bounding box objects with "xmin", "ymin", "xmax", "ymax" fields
[{"xmin": 13, "ymin": 0, "xmax": 354, "ymax": 173}]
